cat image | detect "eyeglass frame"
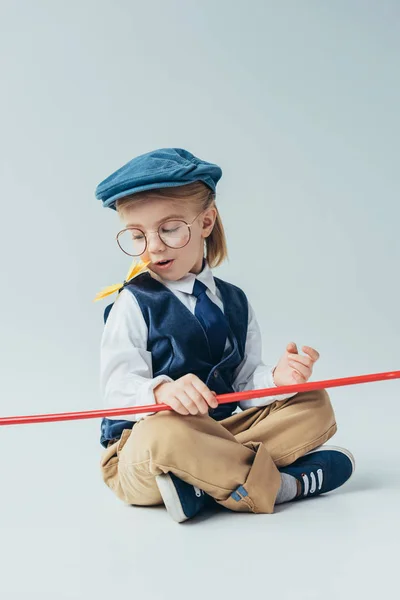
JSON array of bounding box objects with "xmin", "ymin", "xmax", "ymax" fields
[{"xmin": 116, "ymin": 210, "xmax": 206, "ymax": 257}]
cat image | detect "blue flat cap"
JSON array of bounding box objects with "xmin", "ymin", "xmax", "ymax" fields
[{"xmin": 95, "ymin": 148, "xmax": 222, "ymax": 210}]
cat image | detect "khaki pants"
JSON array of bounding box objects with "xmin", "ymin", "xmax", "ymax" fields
[{"xmin": 100, "ymin": 389, "xmax": 337, "ymax": 514}]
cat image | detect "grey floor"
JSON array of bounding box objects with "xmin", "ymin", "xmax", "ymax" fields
[{"xmin": 1, "ymin": 383, "xmax": 399, "ymax": 600}]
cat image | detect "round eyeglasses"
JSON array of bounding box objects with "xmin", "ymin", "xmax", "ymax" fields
[{"xmin": 116, "ymin": 211, "xmax": 205, "ymax": 257}]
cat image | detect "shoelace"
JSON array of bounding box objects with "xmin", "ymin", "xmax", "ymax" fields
[{"xmin": 301, "ymin": 469, "xmax": 324, "ymax": 496}]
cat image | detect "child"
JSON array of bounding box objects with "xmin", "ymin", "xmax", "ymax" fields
[{"xmin": 96, "ymin": 148, "xmax": 354, "ymax": 523}]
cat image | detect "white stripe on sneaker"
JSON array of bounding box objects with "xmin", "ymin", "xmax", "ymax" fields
[
  {"xmin": 310, "ymin": 472, "xmax": 317, "ymax": 494},
  {"xmin": 317, "ymin": 468, "xmax": 323, "ymax": 490},
  {"xmin": 302, "ymin": 473, "xmax": 309, "ymax": 496}
]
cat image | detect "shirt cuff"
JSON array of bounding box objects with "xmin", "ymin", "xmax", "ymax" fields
[
  {"xmin": 134, "ymin": 375, "xmax": 173, "ymax": 420},
  {"xmin": 239, "ymin": 366, "xmax": 298, "ymax": 410},
  {"xmin": 267, "ymin": 366, "xmax": 298, "ymax": 402},
  {"xmin": 107, "ymin": 375, "xmax": 173, "ymax": 422}
]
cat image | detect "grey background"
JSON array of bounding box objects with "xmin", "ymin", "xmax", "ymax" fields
[{"xmin": 0, "ymin": 1, "xmax": 399, "ymax": 599}]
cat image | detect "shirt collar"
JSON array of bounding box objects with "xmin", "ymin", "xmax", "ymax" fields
[{"xmin": 150, "ymin": 259, "xmax": 216, "ymax": 296}]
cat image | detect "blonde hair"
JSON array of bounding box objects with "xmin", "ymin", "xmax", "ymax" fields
[{"xmin": 115, "ymin": 181, "xmax": 228, "ymax": 268}]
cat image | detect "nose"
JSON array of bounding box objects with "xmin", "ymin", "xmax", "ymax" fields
[{"xmin": 146, "ymin": 231, "xmax": 167, "ymax": 254}]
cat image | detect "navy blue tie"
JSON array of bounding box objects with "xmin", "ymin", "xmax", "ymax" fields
[{"xmin": 192, "ymin": 279, "xmax": 228, "ymax": 364}]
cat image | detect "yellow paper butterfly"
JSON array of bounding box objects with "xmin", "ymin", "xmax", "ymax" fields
[{"xmin": 93, "ymin": 259, "xmax": 151, "ymax": 302}]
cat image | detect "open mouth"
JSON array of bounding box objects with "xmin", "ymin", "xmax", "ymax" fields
[{"xmin": 154, "ymin": 259, "xmax": 174, "ymax": 268}]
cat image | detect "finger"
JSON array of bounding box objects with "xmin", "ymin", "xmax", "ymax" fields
[
  {"xmin": 288, "ymin": 361, "xmax": 311, "ymax": 379},
  {"xmin": 176, "ymin": 391, "xmax": 199, "ymax": 415},
  {"xmin": 186, "ymin": 386, "xmax": 209, "ymax": 415},
  {"xmin": 169, "ymin": 398, "xmax": 190, "ymax": 416},
  {"xmin": 302, "ymin": 346, "xmax": 320, "ymax": 361},
  {"xmin": 192, "ymin": 378, "xmax": 218, "ymax": 408},
  {"xmin": 288, "ymin": 354, "xmax": 313, "ymax": 368},
  {"xmin": 286, "ymin": 342, "xmax": 298, "ymax": 354},
  {"xmin": 292, "ymin": 369, "xmax": 307, "ymax": 383}
]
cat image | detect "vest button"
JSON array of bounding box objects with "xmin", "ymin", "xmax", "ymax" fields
[{"xmin": 213, "ymin": 370, "xmax": 219, "ymax": 378}]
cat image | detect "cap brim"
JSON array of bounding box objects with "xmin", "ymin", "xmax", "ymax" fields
[{"xmin": 102, "ymin": 178, "xmax": 215, "ymax": 210}]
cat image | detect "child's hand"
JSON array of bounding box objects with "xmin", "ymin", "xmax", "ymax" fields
[
  {"xmin": 154, "ymin": 374, "xmax": 219, "ymax": 416},
  {"xmin": 272, "ymin": 342, "xmax": 320, "ymax": 386}
]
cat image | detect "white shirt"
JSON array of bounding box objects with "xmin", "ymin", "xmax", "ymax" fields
[{"xmin": 100, "ymin": 261, "xmax": 297, "ymax": 421}]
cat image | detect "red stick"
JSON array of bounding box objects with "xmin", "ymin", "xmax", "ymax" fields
[
  {"xmin": 0, "ymin": 370, "xmax": 399, "ymax": 427},
  {"xmin": 0, "ymin": 371, "xmax": 400, "ymax": 425}
]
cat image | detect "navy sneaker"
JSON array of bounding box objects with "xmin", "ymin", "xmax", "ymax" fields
[
  {"xmin": 156, "ymin": 473, "xmax": 208, "ymax": 523},
  {"xmin": 280, "ymin": 445, "xmax": 355, "ymax": 499}
]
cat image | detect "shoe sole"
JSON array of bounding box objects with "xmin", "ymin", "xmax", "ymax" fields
[
  {"xmin": 155, "ymin": 474, "xmax": 188, "ymax": 523},
  {"xmin": 306, "ymin": 445, "xmax": 356, "ymax": 473}
]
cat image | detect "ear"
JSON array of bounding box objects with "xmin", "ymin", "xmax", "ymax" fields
[{"xmin": 200, "ymin": 206, "xmax": 217, "ymax": 239}]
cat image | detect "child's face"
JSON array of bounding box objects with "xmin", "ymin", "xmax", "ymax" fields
[{"xmin": 120, "ymin": 197, "xmax": 216, "ymax": 280}]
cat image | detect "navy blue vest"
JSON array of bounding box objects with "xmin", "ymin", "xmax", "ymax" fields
[{"xmin": 100, "ymin": 272, "xmax": 249, "ymax": 447}]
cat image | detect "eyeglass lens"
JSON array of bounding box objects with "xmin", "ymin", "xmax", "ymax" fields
[{"xmin": 117, "ymin": 220, "xmax": 191, "ymax": 256}]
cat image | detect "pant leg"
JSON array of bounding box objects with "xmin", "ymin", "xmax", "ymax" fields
[
  {"xmin": 100, "ymin": 410, "xmax": 281, "ymax": 514},
  {"xmin": 100, "ymin": 388, "xmax": 337, "ymax": 514},
  {"xmin": 221, "ymin": 388, "xmax": 337, "ymax": 467}
]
